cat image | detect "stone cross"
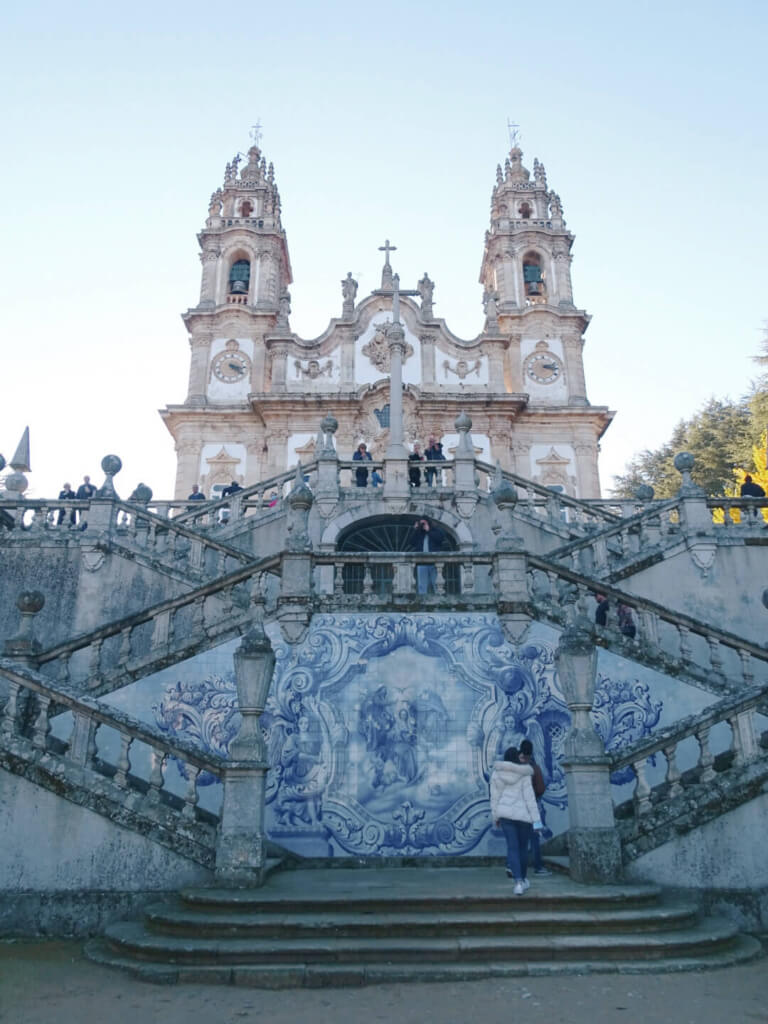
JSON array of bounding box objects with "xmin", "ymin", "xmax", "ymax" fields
[{"xmin": 379, "ymin": 239, "xmax": 397, "ymax": 289}]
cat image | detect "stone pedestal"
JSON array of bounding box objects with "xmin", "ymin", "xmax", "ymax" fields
[
  {"xmin": 215, "ymin": 621, "xmax": 276, "ymax": 886},
  {"xmin": 556, "ymin": 624, "xmax": 623, "ymax": 883}
]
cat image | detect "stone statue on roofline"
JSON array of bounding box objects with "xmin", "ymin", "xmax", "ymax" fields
[{"xmin": 418, "ymin": 273, "xmax": 435, "ymax": 320}]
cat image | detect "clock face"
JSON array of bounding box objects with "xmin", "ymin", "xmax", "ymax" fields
[
  {"xmin": 211, "ymin": 349, "xmax": 251, "ymax": 383},
  {"xmin": 524, "ymin": 350, "xmax": 563, "ymax": 385}
]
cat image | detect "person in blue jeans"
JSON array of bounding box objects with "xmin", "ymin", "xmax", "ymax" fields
[
  {"xmin": 519, "ymin": 739, "xmax": 551, "ymax": 876},
  {"xmin": 490, "ymin": 746, "xmax": 543, "ymax": 895}
]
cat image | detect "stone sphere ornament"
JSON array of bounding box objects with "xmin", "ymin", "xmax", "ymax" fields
[
  {"xmin": 132, "ymin": 483, "xmax": 153, "ymax": 504},
  {"xmin": 4, "ymin": 471, "xmax": 28, "ymax": 494},
  {"xmin": 17, "ymin": 590, "xmax": 45, "ymax": 614},
  {"xmin": 454, "ymin": 411, "xmax": 472, "ymax": 434},
  {"xmin": 635, "ymin": 484, "xmax": 655, "ymax": 501},
  {"xmin": 673, "ymin": 452, "xmax": 695, "ymax": 474},
  {"xmin": 101, "ymin": 455, "xmax": 123, "ymax": 477},
  {"xmin": 320, "ymin": 414, "xmax": 338, "ymax": 436},
  {"xmin": 0, "ymin": 454, "xmax": 5, "ymax": 472}
]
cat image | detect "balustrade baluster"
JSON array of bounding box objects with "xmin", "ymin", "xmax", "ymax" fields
[
  {"xmin": 738, "ymin": 648, "xmax": 753, "ymax": 685},
  {"xmin": 706, "ymin": 637, "xmax": 724, "ymax": 674},
  {"xmin": 88, "ymin": 639, "xmax": 103, "ymax": 690},
  {"xmin": 547, "ymin": 571, "xmax": 559, "ymax": 607},
  {"xmin": 593, "ymin": 537, "xmax": 608, "ymax": 572},
  {"xmin": 662, "ymin": 742, "xmax": 683, "ymax": 798},
  {"xmin": 362, "ymin": 565, "xmax": 373, "ymax": 596},
  {"xmin": 189, "ymin": 538, "xmax": 204, "ymax": 571},
  {"xmin": 119, "ymin": 627, "xmax": 132, "ymax": 663},
  {"xmin": 695, "ymin": 724, "xmax": 716, "ymax": 782},
  {"xmin": 677, "ymin": 625, "xmax": 692, "ymax": 663},
  {"xmin": 182, "ymin": 764, "xmax": 201, "ymax": 819},
  {"xmin": 59, "ymin": 653, "xmax": 72, "ymax": 685},
  {"xmin": 0, "ymin": 681, "xmax": 21, "ymax": 737},
  {"xmin": 461, "ymin": 561, "xmax": 475, "ymax": 594},
  {"xmin": 146, "ymin": 519, "xmax": 158, "ymax": 552},
  {"xmin": 727, "ymin": 709, "xmax": 758, "ymax": 766},
  {"xmin": 68, "ymin": 710, "xmax": 96, "ymax": 767},
  {"xmin": 113, "ymin": 733, "xmax": 133, "ymax": 788},
  {"xmin": 151, "ymin": 610, "xmax": 171, "ymax": 649},
  {"xmin": 334, "ymin": 562, "xmax": 344, "ymax": 597},
  {"xmin": 145, "ymin": 748, "xmax": 167, "ymax": 804},
  {"xmin": 31, "ymin": 695, "xmax": 51, "ymax": 751},
  {"xmin": 191, "ymin": 595, "xmax": 206, "ymax": 633},
  {"xmin": 631, "ymin": 758, "xmax": 653, "ymax": 814},
  {"xmin": 638, "ymin": 609, "xmax": 659, "ymax": 647},
  {"xmin": 435, "ymin": 562, "xmax": 446, "ymax": 596},
  {"xmin": 545, "ymin": 495, "xmax": 560, "ymax": 525}
]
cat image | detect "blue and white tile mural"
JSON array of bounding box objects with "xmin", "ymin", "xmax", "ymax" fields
[{"xmin": 94, "ymin": 612, "xmax": 684, "ymax": 859}]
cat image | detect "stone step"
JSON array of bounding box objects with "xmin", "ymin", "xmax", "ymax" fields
[
  {"xmin": 100, "ymin": 915, "xmax": 742, "ymax": 966},
  {"xmin": 85, "ymin": 933, "xmax": 763, "ymax": 986},
  {"xmin": 142, "ymin": 901, "xmax": 700, "ymax": 939}
]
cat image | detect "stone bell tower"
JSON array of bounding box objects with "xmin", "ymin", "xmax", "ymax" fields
[
  {"xmin": 161, "ymin": 140, "xmax": 294, "ymax": 498},
  {"xmin": 479, "ymin": 142, "xmax": 609, "ymax": 494}
]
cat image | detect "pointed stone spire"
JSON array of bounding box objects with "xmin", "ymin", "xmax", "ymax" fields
[{"xmin": 10, "ymin": 427, "xmax": 30, "ymax": 472}]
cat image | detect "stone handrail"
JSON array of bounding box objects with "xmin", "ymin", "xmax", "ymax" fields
[
  {"xmin": 110, "ymin": 500, "xmax": 253, "ymax": 572},
  {"xmin": 707, "ymin": 497, "xmax": 768, "ymax": 525},
  {"xmin": 32, "ymin": 553, "xmax": 281, "ymax": 696},
  {"xmin": 606, "ymin": 681, "xmax": 768, "ymax": 835},
  {"xmin": 527, "ymin": 553, "xmax": 768, "ymax": 696},
  {"xmin": 545, "ymin": 498, "xmax": 682, "ymax": 575},
  {"xmin": 170, "ymin": 462, "xmax": 319, "ymax": 527},
  {"xmin": 473, "ymin": 459, "xmax": 621, "ymax": 526},
  {"xmin": 0, "ymin": 498, "xmax": 90, "ymax": 530},
  {"xmin": 0, "ymin": 658, "xmax": 223, "ymax": 862}
]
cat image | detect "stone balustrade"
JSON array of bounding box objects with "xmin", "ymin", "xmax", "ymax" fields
[
  {"xmin": 527, "ymin": 554, "xmax": 768, "ymax": 696},
  {"xmin": 610, "ymin": 681, "xmax": 768, "ymax": 817},
  {"xmin": 32, "ymin": 555, "xmax": 280, "ymax": 697},
  {"xmin": 0, "ymin": 657, "xmax": 223, "ymax": 866},
  {"xmin": 171, "ymin": 463, "xmax": 317, "ymax": 529},
  {"xmin": 312, "ymin": 552, "xmax": 495, "ymax": 600}
]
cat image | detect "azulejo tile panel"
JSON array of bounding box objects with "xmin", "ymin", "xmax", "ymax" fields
[{"xmin": 150, "ymin": 613, "xmax": 662, "ymax": 858}]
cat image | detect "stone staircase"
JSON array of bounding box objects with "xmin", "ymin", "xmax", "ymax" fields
[{"xmin": 85, "ymin": 865, "xmax": 762, "ymax": 985}]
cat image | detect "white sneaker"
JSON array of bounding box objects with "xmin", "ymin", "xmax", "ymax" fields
[
  {"xmin": 513, "ymin": 881, "xmax": 524, "ymax": 896},
  {"xmin": 521, "ymin": 879, "xmax": 531, "ymax": 892}
]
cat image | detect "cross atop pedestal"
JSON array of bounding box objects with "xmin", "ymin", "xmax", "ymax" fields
[{"xmin": 378, "ymin": 238, "xmax": 397, "ymax": 289}]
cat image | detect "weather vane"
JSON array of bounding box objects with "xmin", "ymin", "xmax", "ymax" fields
[
  {"xmin": 506, "ymin": 118, "xmax": 521, "ymax": 148},
  {"xmin": 249, "ymin": 121, "xmax": 263, "ymax": 146}
]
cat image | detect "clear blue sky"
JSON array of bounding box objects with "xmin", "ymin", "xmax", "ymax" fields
[{"xmin": 2, "ymin": 0, "xmax": 766, "ymax": 498}]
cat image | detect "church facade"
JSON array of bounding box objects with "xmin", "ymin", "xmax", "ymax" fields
[{"xmin": 161, "ymin": 142, "xmax": 613, "ymax": 500}]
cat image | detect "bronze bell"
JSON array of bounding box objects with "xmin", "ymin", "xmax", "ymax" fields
[{"xmin": 230, "ymin": 280, "xmax": 248, "ymax": 294}]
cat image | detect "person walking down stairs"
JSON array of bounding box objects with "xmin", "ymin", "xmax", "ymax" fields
[{"xmin": 490, "ymin": 746, "xmax": 543, "ymax": 895}]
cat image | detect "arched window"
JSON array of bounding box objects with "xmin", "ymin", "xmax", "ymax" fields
[
  {"xmin": 336, "ymin": 515, "xmax": 459, "ymax": 595},
  {"xmin": 519, "ymin": 202, "xmax": 532, "ymax": 220},
  {"xmin": 229, "ymin": 259, "xmax": 250, "ymax": 295},
  {"xmin": 240, "ymin": 200, "xmax": 253, "ymax": 217},
  {"xmin": 522, "ymin": 252, "xmax": 546, "ymax": 302}
]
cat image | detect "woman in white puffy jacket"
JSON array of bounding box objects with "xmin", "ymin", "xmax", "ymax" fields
[{"xmin": 490, "ymin": 746, "xmax": 543, "ymax": 895}]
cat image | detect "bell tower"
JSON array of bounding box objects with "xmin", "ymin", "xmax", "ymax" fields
[
  {"xmin": 161, "ymin": 139, "xmax": 294, "ymax": 498},
  {"xmin": 479, "ymin": 144, "xmax": 590, "ymax": 408}
]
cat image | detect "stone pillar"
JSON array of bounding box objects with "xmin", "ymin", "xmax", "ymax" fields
[
  {"xmin": 199, "ymin": 249, "xmax": 218, "ymax": 307},
  {"xmin": 186, "ymin": 335, "xmax": 210, "ymax": 405},
  {"xmin": 2, "ymin": 591, "xmax": 44, "ymax": 723},
  {"xmin": 384, "ymin": 277, "xmax": 410, "ymax": 501},
  {"xmin": 574, "ymin": 442, "xmax": 600, "ymax": 499},
  {"xmin": 215, "ymin": 620, "xmax": 276, "ymax": 885},
  {"xmin": 419, "ymin": 334, "xmax": 435, "ymax": 387},
  {"xmin": 270, "ymin": 344, "xmax": 289, "ymax": 392},
  {"xmin": 277, "ymin": 470, "xmax": 314, "ymax": 642},
  {"xmin": 556, "ymin": 624, "xmax": 623, "ymax": 883},
  {"xmin": 562, "ymin": 335, "xmax": 588, "ymax": 406}
]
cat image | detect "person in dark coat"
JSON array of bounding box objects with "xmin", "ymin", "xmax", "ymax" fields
[
  {"xmin": 411, "ymin": 518, "xmax": 445, "ymax": 594},
  {"xmin": 57, "ymin": 482, "xmax": 77, "ymax": 525},
  {"xmin": 424, "ymin": 436, "xmax": 446, "ymax": 487},
  {"xmin": 408, "ymin": 443, "xmax": 424, "ymax": 487},
  {"xmin": 187, "ymin": 484, "xmax": 205, "ymax": 501},
  {"xmin": 352, "ymin": 442, "xmax": 372, "ymax": 487},
  {"xmin": 221, "ymin": 480, "xmax": 243, "ymax": 498},
  {"xmin": 594, "ymin": 593, "xmax": 609, "ymax": 626},
  {"xmin": 740, "ymin": 474, "xmax": 765, "ymax": 518}
]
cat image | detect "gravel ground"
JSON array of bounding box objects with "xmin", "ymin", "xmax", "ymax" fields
[{"xmin": 1, "ymin": 940, "xmax": 766, "ymax": 1024}]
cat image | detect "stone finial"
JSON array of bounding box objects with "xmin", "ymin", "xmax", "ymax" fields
[
  {"xmin": 496, "ymin": 164, "xmax": 503, "ymax": 186},
  {"xmin": 3, "ymin": 590, "xmax": 45, "ymax": 658},
  {"xmin": 320, "ymin": 414, "xmax": 338, "ymax": 436},
  {"xmin": 0, "ymin": 454, "xmax": 5, "ymax": 472},
  {"xmin": 635, "ymin": 484, "xmax": 655, "ymax": 501},
  {"xmin": 319, "ymin": 414, "xmax": 338, "ymax": 456},
  {"xmin": 492, "ymin": 462, "xmax": 522, "ymax": 551},
  {"xmin": 96, "ymin": 455, "xmax": 122, "ymax": 499},
  {"xmin": 131, "ymin": 483, "xmax": 153, "ymax": 504},
  {"xmin": 762, "ymin": 588, "xmax": 768, "ymax": 611},
  {"xmin": 674, "ymin": 451, "xmax": 704, "ymax": 496},
  {"xmin": 287, "ymin": 463, "xmax": 314, "ymax": 509},
  {"xmin": 454, "ymin": 411, "xmax": 475, "ymax": 457},
  {"xmin": 10, "ymin": 427, "xmax": 31, "ymax": 473}
]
